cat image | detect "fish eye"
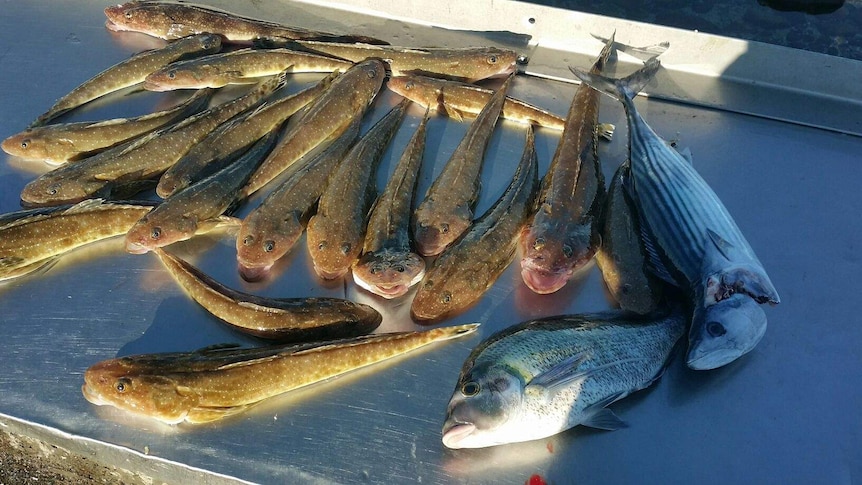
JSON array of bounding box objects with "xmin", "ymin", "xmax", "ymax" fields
[
  {"xmin": 404, "ymin": 80, "xmax": 414, "ymax": 89},
  {"xmin": 424, "ymin": 279, "xmax": 433, "ymax": 288},
  {"xmin": 562, "ymin": 244, "xmax": 574, "ymax": 258},
  {"xmin": 418, "ymin": 221, "xmax": 427, "ymax": 228},
  {"xmin": 167, "ymin": 71, "xmax": 175, "ymax": 79},
  {"xmin": 242, "ymin": 235, "xmax": 254, "ymax": 246},
  {"xmin": 115, "ymin": 377, "xmax": 132, "ymax": 393},
  {"xmin": 366, "ymin": 69, "xmax": 377, "ymax": 79},
  {"xmin": 441, "ymin": 291, "xmax": 452, "ymax": 304},
  {"xmin": 124, "ymin": 11, "xmax": 132, "ymax": 19},
  {"xmin": 317, "ymin": 241, "xmax": 327, "ymax": 250},
  {"xmin": 395, "ymin": 265, "xmax": 405, "ymax": 273},
  {"xmin": 151, "ymin": 227, "xmax": 162, "ymax": 240},
  {"xmin": 461, "ymin": 381, "xmax": 480, "ymax": 396},
  {"xmin": 370, "ymin": 266, "xmax": 378, "ymax": 274},
  {"xmin": 441, "ymin": 223, "xmax": 449, "ymax": 234},
  {"xmin": 533, "ymin": 237, "xmax": 545, "ymax": 250},
  {"xmin": 263, "ymin": 240, "xmax": 275, "ymax": 252},
  {"xmin": 707, "ymin": 321, "xmax": 727, "ymax": 337},
  {"xmin": 340, "ymin": 242, "xmax": 351, "ymax": 255},
  {"xmin": 20, "ymin": 139, "xmax": 30, "ymax": 149},
  {"xmin": 47, "ymin": 184, "xmax": 60, "ymax": 195}
]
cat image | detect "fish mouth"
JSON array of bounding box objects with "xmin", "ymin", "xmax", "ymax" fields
[
  {"xmin": 686, "ymin": 348, "xmax": 742, "ymax": 370},
  {"xmin": 313, "ymin": 265, "xmax": 348, "ymax": 281},
  {"xmin": 442, "ymin": 422, "xmax": 477, "ymax": 449},
  {"xmin": 519, "ymin": 264, "xmax": 572, "ymax": 294},
  {"xmin": 125, "ymin": 240, "xmax": 151, "ymax": 255},
  {"xmin": 104, "ymin": 19, "xmax": 128, "ymax": 33},
  {"xmin": 238, "ymin": 263, "xmax": 272, "ymax": 282},
  {"xmin": 142, "ymin": 79, "xmax": 172, "ymax": 92},
  {"xmin": 371, "ymin": 283, "xmax": 409, "ymax": 299},
  {"xmin": 81, "ymin": 384, "xmax": 108, "ymax": 406}
]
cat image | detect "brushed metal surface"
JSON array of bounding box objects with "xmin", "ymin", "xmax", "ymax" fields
[{"xmin": 0, "ymin": 1, "xmax": 860, "ymax": 484}]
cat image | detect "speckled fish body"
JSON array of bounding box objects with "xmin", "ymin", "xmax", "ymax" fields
[
  {"xmin": 104, "ymin": 1, "xmax": 387, "ymax": 44},
  {"xmin": 411, "ymin": 127, "xmax": 538, "ymax": 322},
  {"xmin": 0, "ymin": 199, "xmax": 155, "ymax": 281},
  {"xmin": 242, "ymin": 59, "xmax": 386, "ymax": 197},
  {"xmin": 306, "ymin": 101, "xmax": 408, "ymax": 280},
  {"xmin": 294, "ymin": 41, "xmax": 518, "ymax": 82},
  {"xmin": 29, "ymin": 33, "xmax": 221, "ymax": 128},
  {"xmin": 412, "ymin": 74, "xmax": 512, "ymax": 257},
  {"xmin": 144, "ymin": 48, "xmax": 353, "ymax": 91},
  {"xmin": 153, "ymin": 248, "xmax": 382, "ymax": 341},
  {"xmin": 353, "ymin": 110, "xmax": 429, "ymax": 299},
  {"xmin": 82, "ymin": 323, "xmax": 479, "ymax": 424},
  {"xmin": 595, "ymin": 161, "xmax": 663, "ymax": 314},
  {"xmin": 518, "ymin": 35, "xmax": 614, "ymax": 295},
  {"xmin": 442, "ymin": 308, "xmax": 685, "ymax": 449},
  {"xmin": 570, "ymin": 60, "xmax": 779, "ymax": 371},
  {"xmin": 20, "ymin": 76, "xmax": 279, "ymax": 207},
  {"xmin": 236, "ymin": 121, "xmax": 361, "ymax": 281},
  {"xmin": 3, "ymin": 90, "xmax": 212, "ymax": 165},
  {"xmin": 157, "ymin": 70, "xmax": 330, "ymax": 198},
  {"xmin": 388, "ymin": 75, "xmax": 564, "ymax": 130},
  {"xmin": 125, "ymin": 132, "xmax": 278, "ymax": 254}
]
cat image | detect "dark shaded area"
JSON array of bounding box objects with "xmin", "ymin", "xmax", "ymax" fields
[{"xmin": 519, "ymin": 0, "xmax": 862, "ymax": 60}]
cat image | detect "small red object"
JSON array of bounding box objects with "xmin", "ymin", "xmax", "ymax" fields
[{"xmin": 526, "ymin": 474, "xmax": 548, "ymax": 485}]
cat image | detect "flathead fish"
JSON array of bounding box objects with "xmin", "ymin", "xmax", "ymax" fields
[
  {"xmin": 413, "ymin": 74, "xmax": 512, "ymax": 257},
  {"xmin": 154, "ymin": 248, "xmax": 381, "ymax": 341},
  {"xmin": 143, "ymin": 48, "xmax": 353, "ymax": 91},
  {"xmin": 411, "ymin": 127, "xmax": 538, "ymax": 322},
  {"xmin": 21, "ymin": 76, "xmax": 279, "ymax": 207},
  {"xmin": 82, "ymin": 323, "xmax": 479, "ymax": 424},
  {"xmin": 595, "ymin": 161, "xmax": 663, "ymax": 314},
  {"xmin": 29, "ymin": 33, "xmax": 221, "ymax": 128},
  {"xmin": 125, "ymin": 132, "xmax": 278, "ymax": 254},
  {"xmin": 242, "ymin": 59, "xmax": 386, "ymax": 197},
  {"xmin": 353, "ymin": 110, "xmax": 429, "ymax": 299},
  {"xmin": 236, "ymin": 121, "xmax": 361, "ymax": 281},
  {"xmin": 388, "ymin": 75, "xmax": 568, "ymax": 131},
  {"xmin": 104, "ymin": 1, "xmax": 386, "ymax": 45},
  {"xmin": 0, "ymin": 199, "xmax": 155, "ymax": 282},
  {"xmin": 157, "ymin": 70, "xmax": 330, "ymax": 198},
  {"xmin": 3, "ymin": 90, "xmax": 212, "ymax": 165},
  {"xmin": 518, "ymin": 35, "xmax": 615, "ymax": 295},
  {"xmin": 306, "ymin": 101, "xmax": 408, "ymax": 280},
  {"xmin": 570, "ymin": 59, "xmax": 779, "ymax": 370},
  {"xmin": 442, "ymin": 307, "xmax": 685, "ymax": 449},
  {"xmin": 293, "ymin": 41, "xmax": 518, "ymax": 82}
]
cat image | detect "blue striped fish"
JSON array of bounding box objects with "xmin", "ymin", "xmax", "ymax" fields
[{"xmin": 570, "ymin": 60, "xmax": 779, "ymax": 370}]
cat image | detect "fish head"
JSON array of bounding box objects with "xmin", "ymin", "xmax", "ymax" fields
[
  {"xmin": 144, "ymin": 65, "xmax": 215, "ymax": 91},
  {"xmin": 1, "ymin": 131, "xmax": 66, "ymax": 162},
  {"xmin": 687, "ymin": 294, "xmax": 768, "ymax": 370},
  {"xmin": 352, "ymin": 250, "xmax": 426, "ymax": 299},
  {"xmin": 306, "ymin": 221, "xmax": 362, "ymax": 280},
  {"xmin": 105, "ymin": 3, "xmax": 191, "ymax": 39},
  {"xmin": 386, "ymin": 75, "xmax": 442, "ymax": 108},
  {"xmin": 410, "ymin": 262, "xmax": 485, "ymax": 321},
  {"xmin": 82, "ymin": 357, "xmax": 194, "ymax": 425},
  {"xmin": 412, "ymin": 205, "xmax": 471, "ymax": 257},
  {"xmin": 442, "ymin": 362, "xmax": 524, "ymax": 449},
  {"xmin": 344, "ymin": 59, "xmax": 387, "ymax": 108},
  {"xmin": 124, "ymin": 214, "xmax": 197, "ymax": 254},
  {"xmin": 463, "ymin": 47, "xmax": 520, "ymax": 83},
  {"xmin": 20, "ymin": 174, "xmax": 103, "ymax": 207},
  {"xmin": 236, "ymin": 214, "xmax": 302, "ymax": 281},
  {"xmin": 155, "ymin": 171, "xmax": 193, "ymax": 199},
  {"xmin": 518, "ymin": 221, "xmax": 596, "ymax": 294}
]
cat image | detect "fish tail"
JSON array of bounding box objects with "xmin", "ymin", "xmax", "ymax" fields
[
  {"xmin": 592, "ymin": 31, "xmax": 616, "ymax": 73},
  {"xmin": 569, "ymin": 57, "xmax": 661, "ymax": 104}
]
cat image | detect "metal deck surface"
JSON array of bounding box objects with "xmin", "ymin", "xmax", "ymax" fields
[{"xmin": 0, "ymin": 1, "xmax": 860, "ymax": 484}]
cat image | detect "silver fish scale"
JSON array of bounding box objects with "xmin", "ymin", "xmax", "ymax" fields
[{"xmin": 624, "ymin": 101, "xmax": 763, "ymax": 287}]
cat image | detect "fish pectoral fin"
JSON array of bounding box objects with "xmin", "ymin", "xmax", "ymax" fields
[
  {"xmin": 597, "ymin": 123, "xmax": 615, "ymax": 141},
  {"xmin": 0, "ymin": 257, "xmax": 61, "ymax": 282},
  {"xmin": 705, "ymin": 228, "xmax": 736, "ymax": 263},
  {"xmin": 195, "ymin": 216, "xmax": 242, "ymax": 235},
  {"xmin": 639, "ymin": 222, "xmax": 679, "ymax": 286},
  {"xmin": 525, "ymin": 352, "xmax": 589, "ymax": 395},
  {"xmin": 194, "ymin": 343, "xmax": 243, "ymax": 354},
  {"xmin": 185, "ymin": 404, "xmax": 253, "ymax": 424},
  {"xmin": 581, "ymin": 404, "xmax": 627, "ymax": 431}
]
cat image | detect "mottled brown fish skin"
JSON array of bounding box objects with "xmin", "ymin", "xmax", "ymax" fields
[
  {"xmin": 518, "ymin": 35, "xmax": 615, "ymax": 295},
  {"xmin": 0, "ymin": 199, "xmax": 154, "ymax": 281},
  {"xmin": 124, "ymin": 133, "xmax": 278, "ymax": 254},
  {"xmin": 81, "ymin": 323, "xmax": 479, "ymax": 424},
  {"xmin": 29, "ymin": 33, "xmax": 221, "ymax": 128},
  {"xmin": 295, "ymin": 41, "xmax": 518, "ymax": 83},
  {"xmin": 236, "ymin": 121, "xmax": 361, "ymax": 281},
  {"xmin": 104, "ymin": 1, "xmax": 387, "ymax": 45},
  {"xmin": 21, "ymin": 76, "xmax": 279, "ymax": 207},
  {"xmin": 352, "ymin": 110, "xmax": 429, "ymax": 299},
  {"xmin": 3, "ymin": 90, "xmax": 212, "ymax": 165},
  {"xmin": 595, "ymin": 161, "xmax": 663, "ymax": 314},
  {"xmin": 156, "ymin": 70, "xmax": 329, "ymax": 198},
  {"xmin": 306, "ymin": 101, "xmax": 409, "ymax": 280},
  {"xmin": 144, "ymin": 48, "xmax": 353, "ymax": 91},
  {"xmin": 388, "ymin": 75, "xmax": 564, "ymax": 130},
  {"xmin": 413, "ymin": 74, "xmax": 513, "ymax": 257},
  {"xmin": 412, "ymin": 127, "xmax": 538, "ymax": 322},
  {"xmin": 242, "ymin": 59, "xmax": 386, "ymax": 197},
  {"xmin": 153, "ymin": 248, "xmax": 382, "ymax": 341}
]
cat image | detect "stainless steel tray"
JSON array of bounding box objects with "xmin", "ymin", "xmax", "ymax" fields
[{"xmin": 1, "ymin": 1, "xmax": 860, "ymax": 484}]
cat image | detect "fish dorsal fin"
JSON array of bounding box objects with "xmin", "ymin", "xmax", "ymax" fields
[
  {"xmin": 185, "ymin": 404, "xmax": 253, "ymax": 424},
  {"xmin": 195, "ymin": 343, "xmax": 242, "ymax": 353},
  {"xmin": 597, "ymin": 123, "xmax": 615, "ymax": 141},
  {"xmin": 216, "ymin": 353, "xmax": 284, "ymax": 371},
  {"xmin": 62, "ymin": 198, "xmax": 107, "ymax": 214},
  {"xmin": 580, "ymin": 391, "xmax": 628, "ymax": 430}
]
